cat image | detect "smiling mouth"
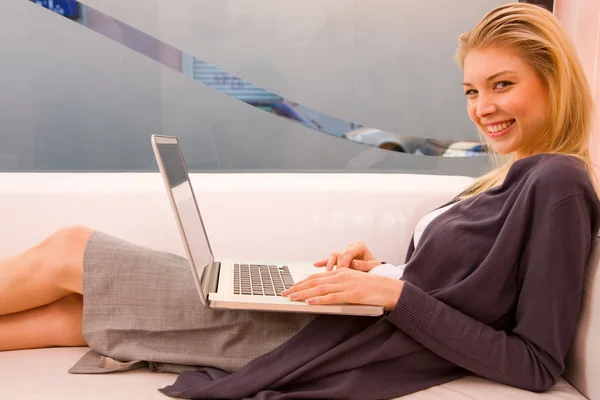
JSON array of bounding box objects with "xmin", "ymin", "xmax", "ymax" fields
[
  {"xmin": 484, "ymin": 120, "xmax": 515, "ymax": 139},
  {"xmin": 485, "ymin": 119, "xmax": 515, "ymax": 134}
]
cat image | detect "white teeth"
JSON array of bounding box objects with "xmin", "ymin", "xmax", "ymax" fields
[{"xmin": 486, "ymin": 120, "xmax": 514, "ymax": 133}]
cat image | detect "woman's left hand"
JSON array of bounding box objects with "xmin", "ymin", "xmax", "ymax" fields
[{"xmin": 281, "ymin": 269, "xmax": 404, "ymax": 312}]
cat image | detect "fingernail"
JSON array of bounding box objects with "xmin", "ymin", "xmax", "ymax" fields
[{"xmin": 281, "ymin": 289, "xmax": 289, "ymax": 295}]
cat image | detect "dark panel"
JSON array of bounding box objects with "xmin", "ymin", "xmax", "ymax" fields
[{"xmin": 521, "ymin": 0, "xmax": 554, "ymax": 12}]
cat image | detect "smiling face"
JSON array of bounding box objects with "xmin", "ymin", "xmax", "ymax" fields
[{"xmin": 462, "ymin": 46, "xmax": 550, "ymax": 158}]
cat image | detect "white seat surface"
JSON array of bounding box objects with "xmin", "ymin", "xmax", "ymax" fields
[{"xmin": 0, "ymin": 347, "xmax": 585, "ymax": 400}]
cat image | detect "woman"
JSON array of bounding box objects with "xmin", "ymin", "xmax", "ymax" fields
[{"xmin": 1, "ymin": 3, "xmax": 600, "ymax": 399}]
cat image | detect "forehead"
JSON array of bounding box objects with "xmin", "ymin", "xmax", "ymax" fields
[{"xmin": 463, "ymin": 47, "xmax": 532, "ymax": 82}]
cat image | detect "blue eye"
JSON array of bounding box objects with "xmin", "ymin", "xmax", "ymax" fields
[{"xmin": 495, "ymin": 81, "xmax": 513, "ymax": 90}]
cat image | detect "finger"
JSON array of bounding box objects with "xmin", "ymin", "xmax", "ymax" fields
[
  {"xmin": 283, "ymin": 271, "xmax": 339, "ymax": 294},
  {"xmin": 314, "ymin": 258, "xmax": 329, "ymax": 267},
  {"xmin": 334, "ymin": 253, "xmax": 343, "ymax": 270},
  {"xmin": 354, "ymin": 242, "xmax": 374, "ymax": 260},
  {"xmin": 289, "ymin": 271, "xmax": 334, "ymax": 292},
  {"xmin": 351, "ymin": 260, "xmax": 374, "ymax": 272},
  {"xmin": 288, "ymin": 284, "xmax": 344, "ymax": 302},
  {"xmin": 338, "ymin": 250, "xmax": 359, "ymax": 269},
  {"xmin": 326, "ymin": 254, "xmax": 338, "ymax": 271},
  {"xmin": 305, "ymin": 292, "xmax": 349, "ymax": 306}
]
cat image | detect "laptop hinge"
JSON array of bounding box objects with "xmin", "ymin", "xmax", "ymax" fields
[{"xmin": 208, "ymin": 261, "xmax": 221, "ymax": 294}]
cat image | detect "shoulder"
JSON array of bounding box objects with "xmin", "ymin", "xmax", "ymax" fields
[
  {"xmin": 503, "ymin": 154, "xmax": 600, "ymax": 235},
  {"xmin": 506, "ymin": 153, "xmax": 596, "ymax": 201},
  {"xmin": 512, "ymin": 153, "xmax": 588, "ymax": 178}
]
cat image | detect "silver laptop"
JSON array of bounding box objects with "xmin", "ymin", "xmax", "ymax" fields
[{"xmin": 151, "ymin": 134, "xmax": 383, "ymax": 316}]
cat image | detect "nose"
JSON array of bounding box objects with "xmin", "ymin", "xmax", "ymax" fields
[{"xmin": 475, "ymin": 94, "xmax": 497, "ymax": 119}]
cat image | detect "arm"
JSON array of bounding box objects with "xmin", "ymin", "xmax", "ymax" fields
[{"xmin": 386, "ymin": 195, "xmax": 595, "ymax": 392}]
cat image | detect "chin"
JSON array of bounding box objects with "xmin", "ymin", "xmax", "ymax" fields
[
  {"xmin": 490, "ymin": 146, "xmax": 514, "ymax": 155},
  {"xmin": 485, "ymin": 137, "xmax": 518, "ymax": 156}
]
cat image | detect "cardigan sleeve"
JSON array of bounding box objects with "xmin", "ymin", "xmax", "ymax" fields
[
  {"xmin": 386, "ymin": 194, "xmax": 596, "ymax": 392},
  {"xmin": 368, "ymin": 263, "xmax": 406, "ymax": 279}
]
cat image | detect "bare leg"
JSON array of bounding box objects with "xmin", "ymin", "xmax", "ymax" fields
[
  {"xmin": 0, "ymin": 293, "xmax": 87, "ymax": 351},
  {"xmin": 0, "ymin": 225, "xmax": 93, "ymax": 315}
]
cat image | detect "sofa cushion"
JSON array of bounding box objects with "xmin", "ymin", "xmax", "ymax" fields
[
  {"xmin": 564, "ymin": 238, "xmax": 600, "ymax": 399},
  {"xmin": 1, "ymin": 347, "xmax": 585, "ymax": 399}
]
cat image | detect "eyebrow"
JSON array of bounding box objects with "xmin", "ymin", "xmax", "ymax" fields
[{"xmin": 462, "ymin": 70, "xmax": 517, "ymax": 86}]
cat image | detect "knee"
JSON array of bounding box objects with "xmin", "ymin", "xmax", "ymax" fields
[
  {"xmin": 37, "ymin": 225, "xmax": 93, "ymax": 292},
  {"xmin": 40, "ymin": 225, "xmax": 94, "ymax": 257},
  {"xmin": 51, "ymin": 225, "xmax": 94, "ymax": 246}
]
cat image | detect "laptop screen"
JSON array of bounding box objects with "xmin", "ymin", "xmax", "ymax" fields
[{"xmin": 154, "ymin": 140, "xmax": 214, "ymax": 297}]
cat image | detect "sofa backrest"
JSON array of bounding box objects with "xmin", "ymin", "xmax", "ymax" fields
[
  {"xmin": 565, "ymin": 237, "xmax": 600, "ymax": 399},
  {"xmin": 0, "ymin": 173, "xmax": 474, "ymax": 264}
]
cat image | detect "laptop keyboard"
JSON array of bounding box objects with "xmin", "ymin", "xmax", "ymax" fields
[{"xmin": 233, "ymin": 264, "xmax": 295, "ymax": 296}]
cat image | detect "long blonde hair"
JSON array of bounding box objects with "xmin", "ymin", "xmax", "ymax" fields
[{"xmin": 455, "ymin": 2, "xmax": 598, "ymax": 198}]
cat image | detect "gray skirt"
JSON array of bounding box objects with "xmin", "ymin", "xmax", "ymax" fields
[{"xmin": 69, "ymin": 231, "xmax": 316, "ymax": 375}]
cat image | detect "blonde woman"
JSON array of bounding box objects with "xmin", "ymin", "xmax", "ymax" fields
[{"xmin": 1, "ymin": 3, "xmax": 599, "ymax": 399}]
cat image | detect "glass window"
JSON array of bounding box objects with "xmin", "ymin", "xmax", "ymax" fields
[{"xmin": 1, "ymin": 0, "xmax": 525, "ymax": 176}]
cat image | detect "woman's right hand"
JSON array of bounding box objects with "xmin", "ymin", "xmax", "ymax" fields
[{"xmin": 314, "ymin": 241, "xmax": 382, "ymax": 272}]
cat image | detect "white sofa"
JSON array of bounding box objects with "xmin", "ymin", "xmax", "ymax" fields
[{"xmin": 0, "ymin": 173, "xmax": 598, "ymax": 400}]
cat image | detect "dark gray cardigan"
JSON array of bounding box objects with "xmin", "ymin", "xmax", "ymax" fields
[{"xmin": 160, "ymin": 153, "xmax": 600, "ymax": 400}]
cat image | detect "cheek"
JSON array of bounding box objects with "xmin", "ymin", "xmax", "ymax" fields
[
  {"xmin": 467, "ymin": 103, "xmax": 478, "ymax": 124},
  {"xmin": 503, "ymin": 90, "xmax": 541, "ymax": 123},
  {"xmin": 532, "ymin": 103, "xmax": 550, "ymax": 126}
]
